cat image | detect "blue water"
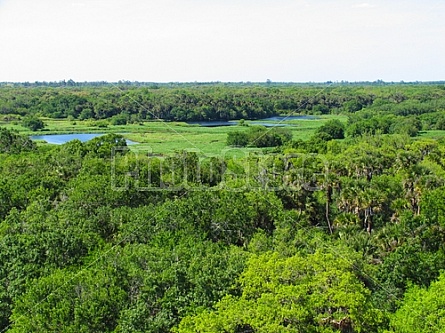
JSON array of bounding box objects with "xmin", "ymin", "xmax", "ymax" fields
[
  {"xmin": 30, "ymin": 116, "xmax": 315, "ymax": 142},
  {"xmin": 249, "ymin": 122, "xmax": 290, "ymax": 127},
  {"xmin": 30, "ymin": 133, "xmax": 137, "ymax": 145},
  {"xmin": 188, "ymin": 115, "xmax": 316, "ymax": 127},
  {"xmin": 187, "ymin": 121, "xmax": 238, "ymax": 127},
  {"xmin": 261, "ymin": 115, "xmax": 316, "ymax": 121}
]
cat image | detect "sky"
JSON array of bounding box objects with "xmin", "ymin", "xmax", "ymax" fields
[{"xmin": 0, "ymin": 0, "xmax": 443, "ymax": 82}]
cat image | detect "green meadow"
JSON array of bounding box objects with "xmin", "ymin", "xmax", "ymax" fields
[
  {"xmin": 2, "ymin": 114, "xmax": 444, "ymax": 154},
  {"xmin": 0, "ymin": 115, "xmax": 349, "ymax": 155}
]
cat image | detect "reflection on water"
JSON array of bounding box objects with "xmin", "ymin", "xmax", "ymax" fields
[
  {"xmin": 249, "ymin": 123, "xmax": 290, "ymax": 127},
  {"xmin": 186, "ymin": 121, "xmax": 238, "ymax": 127},
  {"xmin": 188, "ymin": 115, "xmax": 316, "ymax": 127},
  {"xmin": 261, "ymin": 115, "xmax": 316, "ymax": 121},
  {"xmin": 30, "ymin": 116, "xmax": 317, "ymax": 142},
  {"xmin": 30, "ymin": 133, "xmax": 137, "ymax": 145}
]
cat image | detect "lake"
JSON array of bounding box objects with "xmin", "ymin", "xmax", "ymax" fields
[
  {"xmin": 186, "ymin": 121, "xmax": 238, "ymax": 127},
  {"xmin": 261, "ymin": 115, "xmax": 316, "ymax": 121},
  {"xmin": 30, "ymin": 133, "xmax": 137, "ymax": 145},
  {"xmin": 187, "ymin": 115, "xmax": 316, "ymax": 127}
]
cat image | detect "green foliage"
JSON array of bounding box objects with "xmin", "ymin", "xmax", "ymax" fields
[
  {"xmin": 8, "ymin": 241, "xmax": 248, "ymax": 333},
  {"xmin": 421, "ymin": 186, "xmax": 445, "ymax": 226},
  {"xmin": 389, "ymin": 273, "xmax": 445, "ymax": 333},
  {"xmin": 78, "ymin": 108, "xmax": 94, "ymax": 120},
  {"xmin": 10, "ymin": 267, "xmax": 127, "ymax": 333},
  {"xmin": 226, "ymin": 131, "xmax": 249, "ymax": 147},
  {"xmin": 0, "ymin": 128, "xmax": 36, "ymax": 154},
  {"xmin": 347, "ymin": 115, "xmax": 394, "ymax": 137},
  {"xmin": 1, "ymin": 83, "xmax": 445, "ymax": 125},
  {"xmin": 1, "ymin": 84, "xmax": 445, "ymax": 332},
  {"xmin": 391, "ymin": 117, "xmax": 422, "ymax": 137},
  {"xmin": 227, "ymin": 126, "xmax": 292, "ymax": 148},
  {"xmin": 110, "ymin": 113, "xmax": 128, "ymax": 125},
  {"xmin": 21, "ymin": 116, "xmax": 45, "ymax": 131},
  {"xmin": 315, "ymin": 119, "xmax": 345, "ymax": 140},
  {"xmin": 114, "ymin": 241, "xmax": 248, "ymax": 333},
  {"xmin": 176, "ymin": 249, "xmax": 385, "ymax": 333},
  {"xmin": 84, "ymin": 133, "xmax": 128, "ymax": 158}
]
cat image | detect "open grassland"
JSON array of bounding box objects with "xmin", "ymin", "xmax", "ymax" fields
[
  {"xmin": 418, "ymin": 130, "xmax": 445, "ymax": 139},
  {"xmin": 0, "ymin": 115, "xmax": 348, "ymax": 155},
  {"xmin": 2, "ymin": 114, "xmax": 444, "ymax": 155},
  {"xmin": 8, "ymin": 115, "xmax": 445, "ymax": 154}
]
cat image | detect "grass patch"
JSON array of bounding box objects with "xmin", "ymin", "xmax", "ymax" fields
[
  {"xmin": 418, "ymin": 130, "xmax": 445, "ymax": 139},
  {"xmin": 0, "ymin": 115, "xmax": 349, "ymax": 155}
]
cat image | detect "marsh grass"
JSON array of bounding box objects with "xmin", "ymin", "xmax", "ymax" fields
[
  {"xmin": 0, "ymin": 115, "xmax": 379, "ymax": 155},
  {"xmin": 418, "ymin": 130, "xmax": 445, "ymax": 139}
]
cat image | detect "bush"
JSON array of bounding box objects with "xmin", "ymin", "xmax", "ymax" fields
[
  {"xmin": 92, "ymin": 120, "xmax": 109, "ymax": 128},
  {"xmin": 0, "ymin": 128, "xmax": 36, "ymax": 153},
  {"xmin": 226, "ymin": 126, "xmax": 292, "ymax": 148},
  {"xmin": 110, "ymin": 114, "xmax": 128, "ymax": 125},
  {"xmin": 226, "ymin": 131, "xmax": 249, "ymax": 147},
  {"xmin": 79, "ymin": 108, "xmax": 94, "ymax": 120},
  {"xmin": 391, "ymin": 118, "xmax": 421, "ymax": 137},
  {"xmin": 315, "ymin": 119, "xmax": 345, "ymax": 140},
  {"xmin": 22, "ymin": 116, "xmax": 45, "ymax": 131}
]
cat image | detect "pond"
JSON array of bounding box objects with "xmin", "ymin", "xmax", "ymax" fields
[
  {"xmin": 186, "ymin": 121, "xmax": 238, "ymax": 127},
  {"xmin": 187, "ymin": 115, "xmax": 316, "ymax": 127},
  {"xmin": 261, "ymin": 115, "xmax": 316, "ymax": 121},
  {"xmin": 30, "ymin": 133, "xmax": 137, "ymax": 145},
  {"xmin": 246, "ymin": 122, "xmax": 291, "ymax": 127}
]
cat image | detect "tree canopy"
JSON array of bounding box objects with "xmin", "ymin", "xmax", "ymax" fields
[{"xmin": 1, "ymin": 83, "xmax": 445, "ymax": 332}]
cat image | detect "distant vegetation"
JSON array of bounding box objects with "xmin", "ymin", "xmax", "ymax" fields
[
  {"xmin": 21, "ymin": 116, "xmax": 45, "ymax": 131},
  {"xmin": 227, "ymin": 126, "xmax": 292, "ymax": 147},
  {"xmin": 1, "ymin": 82, "xmax": 445, "ymax": 126}
]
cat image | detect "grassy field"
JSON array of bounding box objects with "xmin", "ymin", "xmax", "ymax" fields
[
  {"xmin": 418, "ymin": 130, "xmax": 445, "ymax": 140},
  {"xmin": 0, "ymin": 115, "xmax": 348, "ymax": 155},
  {"xmin": 2, "ymin": 115, "xmax": 445, "ymax": 154},
  {"xmin": 125, "ymin": 117, "xmax": 347, "ymax": 155}
]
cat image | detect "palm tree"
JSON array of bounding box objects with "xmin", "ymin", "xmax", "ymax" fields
[
  {"xmin": 401, "ymin": 164, "xmax": 439, "ymax": 216},
  {"xmin": 360, "ymin": 187, "xmax": 385, "ymax": 234},
  {"xmin": 319, "ymin": 158, "xmax": 343, "ymax": 234}
]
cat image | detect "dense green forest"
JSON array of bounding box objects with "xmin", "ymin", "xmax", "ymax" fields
[
  {"xmin": 1, "ymin": 83, "xmax": 445, "ymax": 332},
  {"xmin": 1, "ymin": 83, "xmax": 445, "ymax": 125}
]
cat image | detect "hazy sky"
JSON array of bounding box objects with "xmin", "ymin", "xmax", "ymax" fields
[{"xmin": 0, "ymin": 0, "xmax": 443, "ymax": 82}]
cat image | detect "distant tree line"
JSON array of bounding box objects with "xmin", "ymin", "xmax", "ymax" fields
[{"xmin": 1, "ymin": 84, "xmax": 444, "ymax": 123}]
